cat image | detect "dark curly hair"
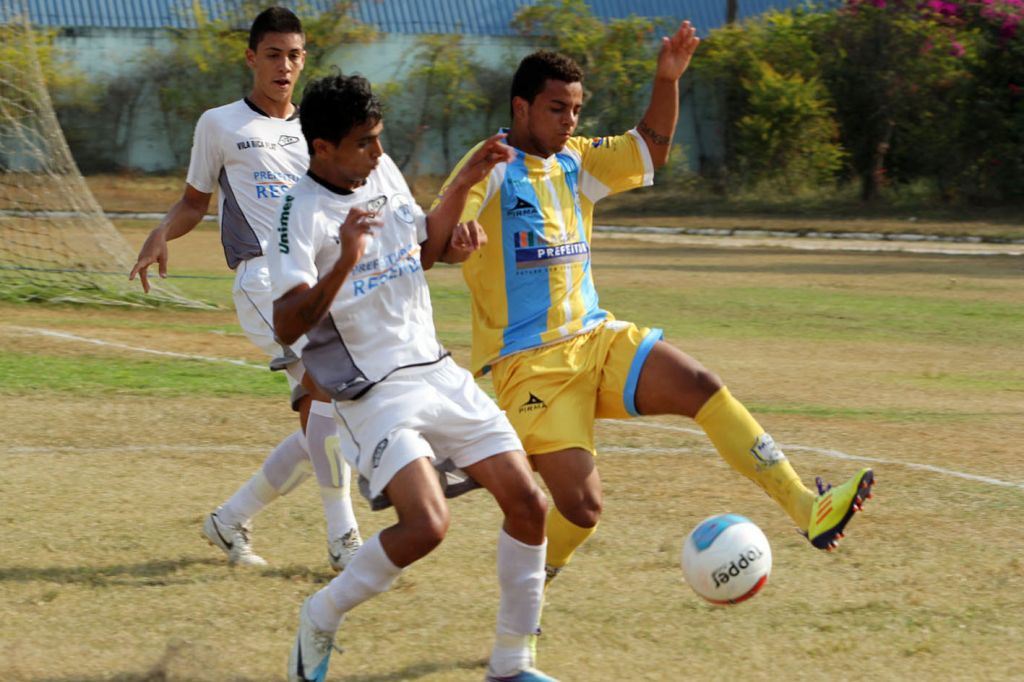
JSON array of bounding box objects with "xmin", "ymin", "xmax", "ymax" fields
[
  {"xmin": 510, "ymin": 50, "xmax": 584, "ymax": 115},
  {"xmin": 299, "ymin": 73, "xmax": 382, "ymax": 155},
  {"xmin": 248, "ymin": 6, "xmax": 304, "ymax": 51}
]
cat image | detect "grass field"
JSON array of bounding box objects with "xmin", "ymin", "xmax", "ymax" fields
[{"xmin": 1, "ymin": 213, "xmax": 1023, "ymax": 681}]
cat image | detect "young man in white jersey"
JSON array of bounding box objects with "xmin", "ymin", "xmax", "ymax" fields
[
  {"xmin": 271, "ymin": 73, "xmax": 557, "ymax": 682},
  {"xmin": 441, "ymin": 26, "xmax": 875, "ymax": 610},
  {"xmin": 129, "ymin": 7, "xmax": 362, "ymax": 570}
]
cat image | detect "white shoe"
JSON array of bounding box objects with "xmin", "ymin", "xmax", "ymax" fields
[
  {"xmin": 327, "ymin": 527, "xmax": 363, "ymax": 572},
  {"xmin": 288, "ymin": 596, "xmax": 339, "ymax": 682},
  {"xmin": 202, "ymin": 510, "xmax": 267, "ymax": 567}
]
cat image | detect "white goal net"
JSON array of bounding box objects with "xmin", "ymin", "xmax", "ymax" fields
[{"xmin": 0, "ymin": 2, "xmax": 207, "ymax": 307}]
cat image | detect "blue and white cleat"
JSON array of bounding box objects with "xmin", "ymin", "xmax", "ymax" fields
[
  {"xmin": 288, "ymin": 596, "xmax": 339, "ymax": 682},
  {"xmin": 485, "ymin": 667, "xmax": 560, "ymax": 682}
]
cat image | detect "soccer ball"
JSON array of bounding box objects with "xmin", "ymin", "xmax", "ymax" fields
[{"xmin": 681, "ymin": 513, "xmax": 772, "ymax": 605}]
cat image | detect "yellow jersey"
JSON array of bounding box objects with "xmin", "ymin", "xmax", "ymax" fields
[{"xmin": 440, "ymin": 129, "xmax": 654, "ymax": 374}]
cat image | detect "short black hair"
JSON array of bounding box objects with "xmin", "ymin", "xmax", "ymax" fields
[
  {"xmin": 510, "ymin": 50, "xmax": 584, "ymax": 111},
  {"xmin": 300, "ymin": 73, "xmax": 382, "ymax": 155},
  {"xmin": 249, "ymin": 6, "xmax": 304, "ymax": 51}
]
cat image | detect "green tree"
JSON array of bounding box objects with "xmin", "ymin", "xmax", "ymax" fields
[
  {"xmin": 693, "ymin": 9, "xmax": 840, "ymax": 191},
  {"xmin": 379, "ymin": 34, "xmax": 505, "ymax": 183},
  {"xmin": 513, "ymin": 0, "xmax": 666, "ymax": 134},
  {"xmin": 0, "ymin": 20, "xmax": 101, "ymax": 171},
  {"xmin": 946, "ymin": 0, "xmax": 1024, "ymax": 200},
  {"xmin": 816, "ymin": 3, "xmax": 968, "ymax": 201},
  {"xmin": 735, "ymin": 60, "xmax": 845, "ymax": 190},
  {"xmin": 145, "ymin": 1, "xmax": 376, "ymax": 165}
]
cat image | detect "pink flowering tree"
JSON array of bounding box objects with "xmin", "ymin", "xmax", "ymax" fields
[
  {"xmin": 816, "ymin": 0, "xmax": 976, "ymax": 201},
  {"xmin": 691, "ymin": 0, "xmax": 1023, "ymax": 201},
  {"xmin": 951, "ymin": 0, "xmax": 1024, "ymax": 198}
]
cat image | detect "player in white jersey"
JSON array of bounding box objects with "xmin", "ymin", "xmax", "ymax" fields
[
  {"xmin": 129, "ymin": 7, "xmax": 362, "ymax": 570},
  {"xmin": 272, "ymin": 74, "xmax": 558, "ymax": 682}
]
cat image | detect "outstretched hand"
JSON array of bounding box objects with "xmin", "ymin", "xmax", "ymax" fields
[
  {"xmin": 455, "ymin": 132, "xmax": 515, "ymax": 187},
  {"xmin": 656, "ymin": 20, "xmax": 700, "ymax": 82}
]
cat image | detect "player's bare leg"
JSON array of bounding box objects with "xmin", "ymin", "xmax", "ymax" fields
[
  {"xmin": 531, "ymin": 448, "xmax": 602, "ymax": 584},
  {"xmin": 290, "ymin": 457, "xmax": 445, "ymax": 682}
]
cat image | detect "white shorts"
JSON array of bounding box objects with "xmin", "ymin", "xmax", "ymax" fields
[
  {"xmin": 232, "ymin": 256, "xmax": 307, "ymax": 394},
  {"xmin": 332, "ymin": 356, "xmax": 523, "ymax": 506}
]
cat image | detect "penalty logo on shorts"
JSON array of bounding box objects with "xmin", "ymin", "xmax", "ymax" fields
[
  {"xmin": 372, "ymin": 438, "xmax": 388, "ymax": 468},
  {"xmin": 519, "ymin": 393, "xmax": 547, "ymax": 413}
]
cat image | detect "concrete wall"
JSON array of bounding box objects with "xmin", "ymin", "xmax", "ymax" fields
[{"xmin": 51, "ymin": 28, "xmax": 721, "ymax": 176}]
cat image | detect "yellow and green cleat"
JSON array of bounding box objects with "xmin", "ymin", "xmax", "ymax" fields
[{"xmin": 806, "ymin": 468, "xmax": 875, "ymax": 551}]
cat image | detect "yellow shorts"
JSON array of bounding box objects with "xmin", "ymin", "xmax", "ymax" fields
[{"xmin": 490, "ymin": 320, "xmax": 663, "ymax": 456}]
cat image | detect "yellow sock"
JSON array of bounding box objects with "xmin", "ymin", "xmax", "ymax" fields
[
  {"xmin": 546, "ymin": 507, "xmax": 597, "ymax": 571},
  {"xmin": 694, "ymin": 386, "xmax": 815, "ymax": 528}
]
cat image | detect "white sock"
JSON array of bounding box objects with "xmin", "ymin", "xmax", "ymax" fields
[
  {"xmin": 261, "ymin": 430, "xmax": 313, "ymax": 494},
  {"xmin": 306, "ymin": 401, "xmax": 360, "ymax": 539},
  {"xmin": 308, "ymin": 533, "xmax": 402, "ymax": 631},
  {"xmin": 489, "ymin": 530, "xmax": 546, "ymax": 676},
  {"xmin": 217, "ymin": 430, "xmax": 309, "ymax": 526}
]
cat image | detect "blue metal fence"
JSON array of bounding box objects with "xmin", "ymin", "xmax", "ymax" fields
[{"xmin": 2, "ymin": 0, "xmax": 813, "ymax": 35}]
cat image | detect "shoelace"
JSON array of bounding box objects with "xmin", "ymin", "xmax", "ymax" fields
[
  {"xmin": 815, "ymin": 476, "xmax": 833, "ymax": 495},
  {"xmin": 339, "ymin": 528, "xmax": 362, "ymax": 549},
  {"xmin": 311, "ymin": 628, "xmax": 345, "ymax": 656}
]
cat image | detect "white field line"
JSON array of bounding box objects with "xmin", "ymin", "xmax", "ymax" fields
[
  {"xmin": 7, "ymin": 444, "xmax": 252, "ymax": 455},
  {"xmin": 600, "ymin": 420, "xmax": 1024, "ymax": 491},
  {"xmin": 594, "ymin": 226, "xmax": 1024, "ymax": 257},
  {"xmin": 5, "ymin": 325, "xmax": 1020, "ymax": 490},
  {"xmin": 6, "ymin": 326, "xmax": 266, "ymax": 370}
]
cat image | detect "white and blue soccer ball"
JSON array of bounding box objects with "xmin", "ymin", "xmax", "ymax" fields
[{"xmin": 681, "ymin": 513, "xmax": 772, "ymax": 605}]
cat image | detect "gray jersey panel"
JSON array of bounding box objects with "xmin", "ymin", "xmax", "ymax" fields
[
  {"xmin": 301, "ymin": 314, "xmax": 373, "ymax": 401},
  {"xmin": 219, "ymin": 167, "xmax": 263, "ymax": 269}
]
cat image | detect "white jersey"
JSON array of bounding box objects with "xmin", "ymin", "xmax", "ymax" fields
[
  {"xmin": 186, "ymin": 98, "xmax": 308, "ymax": 269},
  {"xmin": 269, "ymin": 154, "xmax": 447, "ymax": 401}
]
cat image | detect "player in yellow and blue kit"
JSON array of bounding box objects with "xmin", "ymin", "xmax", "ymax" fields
[{"xmin": 440, "ymin": 22, "xmax": 875, "ymax": 603}]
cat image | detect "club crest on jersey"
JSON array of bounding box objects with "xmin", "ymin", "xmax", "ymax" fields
[
  {"xmin": 391, "ymin": 194, "xmax": 416, "ymax": 224},
  {"xmin": 278, "ymin": 134, "xmax": 300, "ymax": 147}
]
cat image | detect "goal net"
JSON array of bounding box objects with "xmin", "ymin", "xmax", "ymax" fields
[{"xmin": 0, "ymin": 3, "xmax": 207, "ymax": 307}]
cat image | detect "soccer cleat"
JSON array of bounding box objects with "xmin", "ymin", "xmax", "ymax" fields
[
  {"xmin": 486, "ymin": 667, "xmax": 560, "ymax": 682},
  {"xmin": 288, "ymin": 597, "xmax": 340, "ymax": 682},
  {"xmin": 806, "ymin": 468, "xmax": 875, "ymax": 551},
  {"xmin": 327, "ymin": 527, "xmax": 363, "ymax": 572},
  {"xmin": 202, "ymin": 510, "xmax": 267, "ymax": 567}
]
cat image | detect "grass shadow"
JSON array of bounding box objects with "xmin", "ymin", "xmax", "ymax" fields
[
  {"xmin": 26, "ymin": 657, "xmax": 487, "ymax": 682},
  {"xmin": 0, "ymin": 556, "xmax": 223, "ymax": 587},
  {"xmin": 344, "ymin": 657, "xmax": 488, "ymax": 682}
]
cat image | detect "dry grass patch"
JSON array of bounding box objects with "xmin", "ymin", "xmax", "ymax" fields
[{"xmin": 1, "ymin": 237, "xmax": 1022, "ymax": 680}]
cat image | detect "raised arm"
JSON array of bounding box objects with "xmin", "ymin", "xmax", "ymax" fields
[
  {"xmin": 273, "ymin": 207, "xmax": 380, "ymax": 345},
  {"xmin": 636, "ymin": 21, "xmax": 700, "ymax": 169},
  {"xmin": 129, "ymin": 184, "xmax": 212, "ymax": 292},
  {"xmin": 420, "ymin": 133, "xmax": 514, "ymax": 269}
]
